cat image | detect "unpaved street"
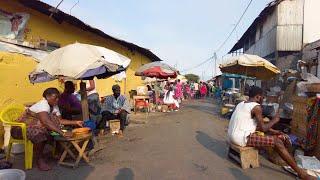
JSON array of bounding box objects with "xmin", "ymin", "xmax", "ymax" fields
[{"xmin": 25, "ymin": 99, "xmax": 294, "ymax": 180}]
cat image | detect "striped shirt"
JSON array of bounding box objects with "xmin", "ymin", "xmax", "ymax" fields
[{"xmin": 102, "ymin": 95, "xmax": 131, "ymax": 113}]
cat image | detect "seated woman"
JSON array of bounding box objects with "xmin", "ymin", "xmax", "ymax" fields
[
  {"xmin": 163, "ymin": 87, "xmax": 179, "ymax": 110},
  {"xmin": 11, "ymin": 88, "xmax": 83, "ymax": 171},
  {"xmin": 58, "ymin": 81, "xmax": 82, "ymax": 120}
]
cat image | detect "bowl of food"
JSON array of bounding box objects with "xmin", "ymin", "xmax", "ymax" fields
[{"xmin": 72, "ymin": 127, "xmax": 91, "ymax": 136}]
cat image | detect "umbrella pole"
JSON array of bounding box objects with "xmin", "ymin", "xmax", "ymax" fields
[{"xmin": 80, "ymin": 81, "xmax": 90, "ymax": 121}]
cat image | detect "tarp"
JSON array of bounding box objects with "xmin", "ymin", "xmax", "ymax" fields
[
  {"xmin": 222, "ymin": 73, "xmax": 255, "ymax": 80},
  {"xmin": 0, "ymin": 41, "xmax": 48, "ymax": 61}
]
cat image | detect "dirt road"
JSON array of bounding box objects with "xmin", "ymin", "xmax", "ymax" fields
[{"xmin": 25, "ymin": 99, "xmax": 294, "ymax": 180}]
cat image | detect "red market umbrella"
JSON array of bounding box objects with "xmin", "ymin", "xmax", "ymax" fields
[{"xmin": 135, "ymin": 62, "xmax": 178, "ymax": 79}]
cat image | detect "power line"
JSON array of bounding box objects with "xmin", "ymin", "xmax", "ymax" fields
[
  {"xmin": 215, "ymin": 0, "xmax": 253, "ymax": 53},
  {"xmin": 70, "ymin": 0, "xmax": 80, "ymax": 15},
  {"xmin": 181, "ymin": 0, "xmax": 253, "ymax": 73},
  {"xmin": 181, "ymin": 55, "xmax": 214, "ymax": 72}
]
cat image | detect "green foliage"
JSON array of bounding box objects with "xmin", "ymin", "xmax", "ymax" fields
[{"xmin": 184, "ymin": 74, "xmax": 200, "ymax": 82}]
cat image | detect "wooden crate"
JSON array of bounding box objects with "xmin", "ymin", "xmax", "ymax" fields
[
  {"xmin": 291, "ymin": 121, "xmax": 307, "ymax": 138},
  {"xmin": 291, "ymin": 95, "xmax": 308, "ymax": 138},
  {"xmin": 110, "ymin": 120, "xmax": 120, "ymax": 134}
]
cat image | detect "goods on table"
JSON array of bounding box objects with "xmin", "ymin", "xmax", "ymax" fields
[
  {"xmin": 136, "ymin": 86, "xmax": 148, "ymax": 96},
  {"xmin": 72, "ymin": 127, "xmax": 90, "ymax": 136}
]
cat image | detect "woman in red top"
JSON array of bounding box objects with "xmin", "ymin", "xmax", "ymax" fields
[{"xmin": 200, "ymin": 83, "xmax": 208, "ymax": 99}]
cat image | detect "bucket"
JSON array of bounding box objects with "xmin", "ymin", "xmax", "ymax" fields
[
  {"xmin": 3, "ymin": 125, "xmax": 24, "ymax": 154},
  {"xmin": 11, "ymin": 144, "xmax": 24, "ymax": 154},
  {"xmin": 0, "ymin": 169, "xmax": 26, "ymax": 180}
]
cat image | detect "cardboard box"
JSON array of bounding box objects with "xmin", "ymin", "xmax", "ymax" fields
[{"xmin": 110, "ymin": 120, "xmax": 120, "ymax": 134}]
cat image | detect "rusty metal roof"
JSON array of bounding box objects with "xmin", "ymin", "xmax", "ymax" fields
[
  {"xmin": 229, "ymin": 0, "xmax": 283, "ymax": 53},
  {"xmin": 18, "ymin": 0, "xmax": 162, "ymax": 62}
]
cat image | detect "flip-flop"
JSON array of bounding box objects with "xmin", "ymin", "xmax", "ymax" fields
[{"xmin": 283, "ymin": 166, "xmax": 298, "ymax": 177}]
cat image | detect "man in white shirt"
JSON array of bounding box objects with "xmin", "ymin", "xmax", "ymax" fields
[{"xmin": 228, "ymin": 86, "xmax": 313, "ymax": 180}]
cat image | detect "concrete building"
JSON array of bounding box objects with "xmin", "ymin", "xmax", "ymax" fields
[
  {"xmin": 229, "ymin": 0, "xmax": 320, "ymax": 72},
  {"xmin": 0, "ymin": 0, "xmax": 162, "ymax": 105}
]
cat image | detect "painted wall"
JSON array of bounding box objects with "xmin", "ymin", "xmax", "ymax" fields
[{"xmin": 0, "ymin": 0, "xmax": 153, "ymax": 105}]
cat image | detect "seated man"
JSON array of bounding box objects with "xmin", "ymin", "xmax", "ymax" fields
[
  {"xmin": 228, "ymin": 86, "xmax": 313, "ymax": 180},
  {"xmin": 100, "ymin": 85, "xmax": 131, "ymax": 136},
  {"xmin": 58, "ymin": 81, "xmax": 82, "ymax": 120}
]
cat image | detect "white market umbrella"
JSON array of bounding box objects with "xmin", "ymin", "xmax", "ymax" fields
[
  {"xmin": 29, "ymin": 42, "xmax": 131, "ymax": 83},
  {"xmin": 29, "ymin": 42, "xmax": 131, "ymax": 120},
  {"xmin": 219, "ymin": 54, "xmax": 280, "ymax": 80}
]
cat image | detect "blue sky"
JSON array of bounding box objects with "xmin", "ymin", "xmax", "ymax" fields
[{"xmin": 42, "ymin": 0, "xmax": 272, "ymax": 80}]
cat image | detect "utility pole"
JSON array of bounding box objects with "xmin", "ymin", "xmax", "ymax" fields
[{"xmin": 214, "ymin": 52, "xmax": 218, "ymax": 77}]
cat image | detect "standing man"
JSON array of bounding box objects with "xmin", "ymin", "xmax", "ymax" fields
[
  {"xmin": 228, "ymin": 86, "xmax": 314, "ymax": 180},
  {"xmin": 100, "ymin": 85, "xmax": 131, "ymax": 136}
]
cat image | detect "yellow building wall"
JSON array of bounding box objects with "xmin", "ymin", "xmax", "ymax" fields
[{"xmin": 0, "ymin": 0, "xmax": 152, "ymax": 106}]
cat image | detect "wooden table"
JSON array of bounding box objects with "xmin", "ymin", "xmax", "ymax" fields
[
  {"xmin": 54, "ymin": 133, "xmax": 92, "ymax": 168},
  {"xmin": 133, "ymin": 95, "xmax": 150, "ymax": 114}
]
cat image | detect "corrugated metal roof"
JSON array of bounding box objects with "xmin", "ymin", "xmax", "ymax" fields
[
  {"xmin": 17, "ymin": 0, "xmax": 162, "ymax": 62},
  {"xmin": 229, "ymin": 0, "xmax": 284, "ymax": 53}
]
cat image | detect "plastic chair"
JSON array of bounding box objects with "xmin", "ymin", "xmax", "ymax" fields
[
  {"xmin": 0, "ymin": 104, "xmax": 33, "ymax": 170},
  {"xmin": 134, "ymin": 100, "xmax": 149, "ymax": 114}
]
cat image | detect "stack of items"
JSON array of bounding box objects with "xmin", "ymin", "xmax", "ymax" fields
[{"xmin": 289, "ymin": 72, "xmax": 320, "ymax": 159}]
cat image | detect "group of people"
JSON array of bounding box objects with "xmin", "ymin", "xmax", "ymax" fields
[
  {"xmin": 11, "ymin": 80, "xmax": 130, "ymax": 171},
  {"xmin": 146, "ymin": 80, "xmax": 215, "ymax": 112},
  {"xmin": 182, "ymin": 81, "xmax": 215, "ymax": 100},
  {"xmin": 148, "ymin": 80, "xmax": 182, "ymax": 110}
]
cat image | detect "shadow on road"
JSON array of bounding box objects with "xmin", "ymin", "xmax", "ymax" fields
[
  {"xmin": 195, "ymin": 131, "xmax": 227, "ymax": 159},
  {"xmin": 115, "ymin": 168, "xmax": 134, "ymax": 180}
]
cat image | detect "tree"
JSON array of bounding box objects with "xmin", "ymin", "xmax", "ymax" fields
[{"xmin": 184, "ymin": 74, "xmax": 200, "ymax": 82}]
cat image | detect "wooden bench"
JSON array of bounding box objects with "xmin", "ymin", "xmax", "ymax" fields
[{"xmin": 227, "ymin": 143, "xmax": 260, "ymax": 169}]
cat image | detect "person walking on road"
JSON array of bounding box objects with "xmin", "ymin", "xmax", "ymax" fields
[{"xmin": 200, "ymin": 82, "xmax": 208, "ymax": 99}]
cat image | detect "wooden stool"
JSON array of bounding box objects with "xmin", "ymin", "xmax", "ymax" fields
[
  {"xmin": 227, "ymin": 143, "xmax": 259, "ymax": 169},
  {"xmin": 55, "ymin": 133, "xmax": 92, "ymax": 168},
  {"xmin": 110, "ymin": 120, "xmax": 120, "ymax": 134}
]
